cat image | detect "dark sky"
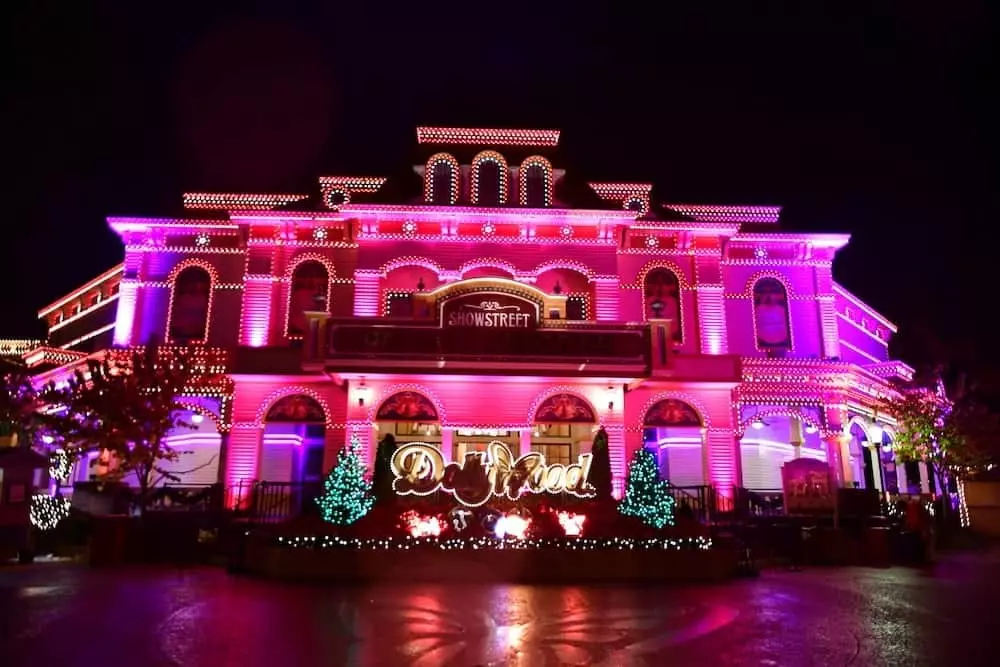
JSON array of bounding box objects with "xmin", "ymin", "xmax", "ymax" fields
[{"xmin": 6, "ymin": 2, "xmax": 996, "ymax": 387}]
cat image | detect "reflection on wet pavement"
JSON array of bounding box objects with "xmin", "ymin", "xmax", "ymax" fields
[{"xmin": 2, "ymin": 549, "xmax": 998, "ymax": 666}]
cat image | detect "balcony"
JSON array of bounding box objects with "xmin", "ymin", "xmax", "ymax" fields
[{"xmin": 303, "ymin": 316, "xmax": 651, "ymax": 377}]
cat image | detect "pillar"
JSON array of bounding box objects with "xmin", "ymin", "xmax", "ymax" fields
[
  {"xmin": 605, "ymin": 423, "xmax": 626, "ymax": 498},
  {"xmin": 592, "ymin": 276, "xmax": 621, "ymax": 321},
  {"xmin": 322, "ymin": 426, "xmax": 348, "ymax": 472},
  {"xmin": 919, "ymin": 462, "xmax": 931, "ymax": 495},
  {"xmin": 705, "ymin": 427, "xmax": 738, "ymax": 496},
  {"xmin": 823, "ymin": 435, "xmax": 846, "ymax": 486},
  {"xmin": 343, "ymin": 420, "xmax": 372, "ymax": 469},
  {"xmin": 240, "ymin": 275, "xmax": 275, "ymax": 346},
  {"xmin": 789, "ymin": 416, "xmax": 804, "ymax": 459},
  {"xmin": 224, "ymin": 423, "xmax": 262, "ymax": 508},
  {"xmin": 216, "ymin": 432, "xmax": 230, "ymax": 486},
  {"xmin": 441, "ymin": 428, "xmax": 454, "ymax": 461},
  {"xmin": 353, "ymin": 270, "xmax": 381, "ymax": 316},
  {"xmin": 519, "ymin": 428, "xmax": 533, "ymax": 458}
]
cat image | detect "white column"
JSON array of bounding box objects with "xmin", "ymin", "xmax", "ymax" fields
[{"xmin": 919, "ymin": 462, "xmax": 931, "ymax": 494}]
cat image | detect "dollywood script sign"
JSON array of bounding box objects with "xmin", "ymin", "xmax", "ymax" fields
[{"xmin": 391, "ymin": 441, "xmax": 596, "ymax": 507}]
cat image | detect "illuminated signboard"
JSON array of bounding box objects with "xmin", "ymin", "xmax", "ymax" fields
[
  {"xmin": 391, "ymin": 441, "xmax": 595, "ymax": 507},
  {"xmin": 440, "ymin": 291, "xmax": 539, "ymax": 329}
]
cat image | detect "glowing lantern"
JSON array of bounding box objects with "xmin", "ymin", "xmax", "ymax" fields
[
  {"xmin": 494, "ymin": 514, "xmax": 531, "ymax": 540},
  {"xmin": 557, "ymin": 511, "xmax": 586, "ymax": 536},
  {"xmin": 400, "ymin": 510, "xmax": 445, "ymax": 538}
]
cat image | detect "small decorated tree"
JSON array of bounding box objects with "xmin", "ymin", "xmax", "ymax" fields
[
  {"xmin": 371, "ymin": 433, "xmax": 398, "ymax": 505},
  {"xmin": 316, "ymin": 434, "xmax": 374, "ymax": 525},
  {"xmin": 619, "ymin": 448, "xmax": 675, "ymax": 529},
  {"xmin": 589, "ymin": 427, "xmax": 613, "ymax": 501}
]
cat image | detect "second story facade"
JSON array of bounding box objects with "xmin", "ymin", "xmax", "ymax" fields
[{"xmin": 83, "ymin": 126, "xmax": 895, "ymax": 374}]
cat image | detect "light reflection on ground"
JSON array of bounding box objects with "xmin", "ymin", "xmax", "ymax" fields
[{"xmin": 1, "ymin": 549, "xmax": 999, "ymax": 666}]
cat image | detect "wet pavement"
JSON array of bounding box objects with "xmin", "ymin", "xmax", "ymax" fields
[{"xmin": 2, "ymin": 549, "xmax": 999, "ymax": 666}]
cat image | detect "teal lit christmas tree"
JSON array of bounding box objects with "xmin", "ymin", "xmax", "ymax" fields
[
  {"xmin": 618, "ymin": 448, "xmax": 676, "ymax": 528},
  {"xmin": 316, "ymin": 434, "xmax": 374, "ymax": 525}
]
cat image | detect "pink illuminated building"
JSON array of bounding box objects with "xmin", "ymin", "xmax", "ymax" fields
[{"xmin": 19, "ymin": 127, "xmax": 931, "ymax": 505}]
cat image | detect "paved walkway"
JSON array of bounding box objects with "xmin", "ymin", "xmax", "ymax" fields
[{"xmin": 2, "ymin": 549, "xmax": 999, "ymax": 666}]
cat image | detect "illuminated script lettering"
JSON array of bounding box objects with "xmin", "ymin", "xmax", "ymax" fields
[{"xmin": 391, "ymin": 441, "xmax": 596, "ymax": 507}]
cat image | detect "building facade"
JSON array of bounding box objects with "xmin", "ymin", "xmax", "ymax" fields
[{"xmin": 21, "ymin": 127, "xmax": 928, "ymax": 502}]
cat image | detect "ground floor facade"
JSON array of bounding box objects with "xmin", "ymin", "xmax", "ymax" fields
[{"xmin": 63, "ymin": 355, "xmax": 934, "ymax": 505}]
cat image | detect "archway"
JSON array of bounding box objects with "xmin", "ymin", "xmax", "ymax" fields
[
  {"xmin": 261, "ymin": 394, "xmax": 327, "ymax": 486},
  {"xmin": 530, "ymin": 392, "xmax": 597, "ymax": 469},
  {"xmin": 642, "ymin": 398, "xmax": 704, "ymax": 487},
  {"xmin": 739, "ymin": 411, "xmax": 826, "ymax": 491},
  {"xmin": 373, "ymin": 390, "xmax": 443, "ymax": 457}
]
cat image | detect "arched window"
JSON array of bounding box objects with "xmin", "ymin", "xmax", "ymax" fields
[
  {"xmin": 752, "ymin": 277, "xmax": 792, "ymax": 352},
  {"xmin": 168, "ymin": 266, "xmax": 212, "ymax": 344},
  {"xmin": 519, "ymin": 157, "xmax": 552, "ymax": 207},
  {"xmin": 643, "ymin": 268, "xmax": 682, "ymax": 342},
  {"xmin": 471, "ymin": 151, "xmax": 508, "ymax": 206},
  {"xmin": 287, "ymin": 260, "xmax": 330, "ymax": 337},
  {"xmin": 425, "ymin": 153, "xmax": 459, "ymax": 205}
]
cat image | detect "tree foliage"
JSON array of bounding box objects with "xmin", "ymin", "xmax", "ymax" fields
[
  {"xmin": 316, "ymin": 433, "xmax": 373, "ymax": 525},
  {"xmin": 0, "ymin": 370, "xmax": 41, "ymax": 444},
  {"xmin": 56, "ymin": 347, "xmax": 211, "ymax": 515},
  {"xmin": 882, "ymin": 388, "xmax": 1000, "ymax": 486},
  {"xmin": 618, "ymin": 448, "xmax": 675, "ymax": 529}
]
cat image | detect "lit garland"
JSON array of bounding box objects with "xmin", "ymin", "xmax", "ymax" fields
[
  {"xmin": 619, "ymin": 448, "xmax": 676, "ymax": 529},
  {"xmin": 424, "ymin": 153, "xmax": 460, "ymax": 204},
  {"xmin": 315, "ymin": 433, "xmax": 374, "ymax": 525},
  {"xmin": 30, "ymin": 494, "xmax": 71, "ymax": 531},
  {"xmin": 49, "ymin": 449, "xmax": 72, "ymax": 481},
  {"xmin": 275, "ymin": 535, "xmax": 712, "ymax": 551},
  {"xmin": 416, "ymin": 127, "xmax": 561, "ymax": 147},
  {"xmin": 518, "ymin": 156, "xmax": 554, "ymax": 207}
]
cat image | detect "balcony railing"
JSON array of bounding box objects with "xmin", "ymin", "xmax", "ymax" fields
[{"xmin": 310, "ymin": 318, "xmax": 652, "ymax": 370}]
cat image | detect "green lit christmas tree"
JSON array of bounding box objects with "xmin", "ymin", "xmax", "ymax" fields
[
  {"xmin": 316, "ymin": 433, "xmax": 374, "ymax": 525},
  {"xmin": 618, "ymin": 447, "xmax": 676, "ymax": 529}
]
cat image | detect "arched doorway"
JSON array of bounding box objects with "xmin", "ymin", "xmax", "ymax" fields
[
  {"xmin": 642, "ymin": 398, "xmax": 704, "ymax": 487},
  {"xmin": 261, "ymin": 394, "xmax": 327, "ymax": 486},
  {"xmin": 531, "ymin": 392, "xmax": 597, "ymax": 468},
  {"xmin": 373, "ymin": 390, "xmax": 443, "ymax": 457},
  {"xmin": 739, "ymin": 412, "xmax": 826, "ymax": 491}
]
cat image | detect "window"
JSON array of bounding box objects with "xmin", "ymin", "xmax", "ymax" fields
[
  {"xmin": 519, "ymin": 156, "xmax": 552, "ymax": 207},
  {"xmin": 523, "ymin": 165, "xmax": 547, "ymax": 207},
  {"xmin": 643, "ymin": 268, "xmax": 682, "ymax": 341},
  {"xmin": 168, "ymin": 266, "xmax": 212, "ymax": 344},
  {"xmin": 752, "ymin": 277, "xmax": 791, "ymax": 352},
  {"xmin": 426, "ymin": 153, "xmax": 459, "ymax": 205},
  {"xmin": 566, "ymin": 295, "xmax": 587, "ymax": 321},
  {"xmin": 286, "ymin": 261, "xmax": 329, "ymax": 337},
  {"xmin": 476, "ymin": 160, "xmax": 501, "ymax": 206},
  {"xmin": 385, "ymin": 293, "xmax": 414, "ymax": 318},
  {"xmin": 471, "ymin": 150, "xmax": 508, "ymax": 206}
]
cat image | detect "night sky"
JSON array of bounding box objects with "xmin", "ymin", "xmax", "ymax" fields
[{"xmin": 7, "ymin": 2, "xmax": 996, "ymax": 391}]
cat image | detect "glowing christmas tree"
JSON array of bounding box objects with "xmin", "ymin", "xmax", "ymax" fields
[
  {"xmin": 316, "ymin": 433, "xmax": 374, "ymax": 525},
  {"xmin": 618, "ymin": 448, "xmax": 676, "ymax": 528}
]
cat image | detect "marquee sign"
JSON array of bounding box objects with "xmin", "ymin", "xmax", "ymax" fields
[
  {"xmin": 391, "ymin": 441, "xmax": 595, "ymax": 507},
  {"xmin": 440, "ymin": 292, "xmax": 539, "ymax": 329}
]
